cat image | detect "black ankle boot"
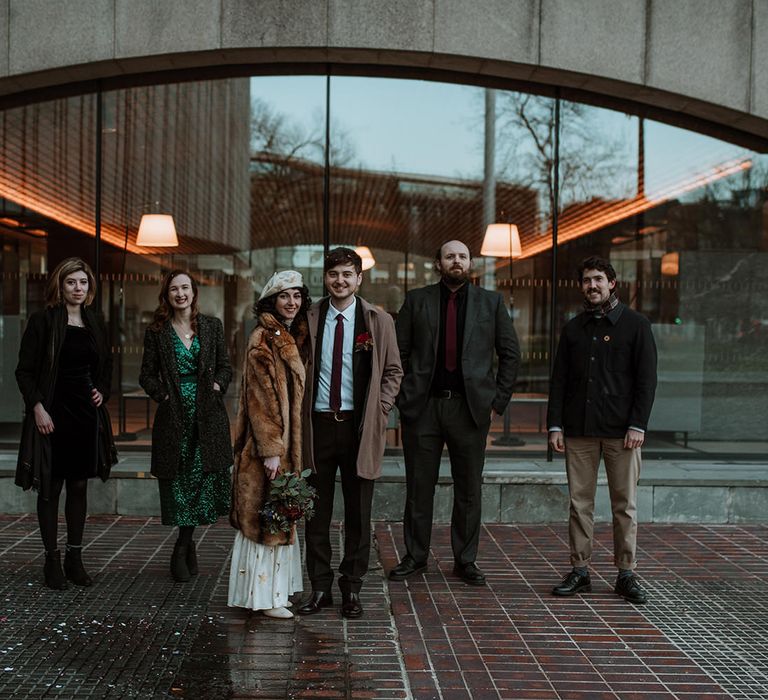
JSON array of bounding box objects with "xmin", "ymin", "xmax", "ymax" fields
[
  {"xmin": 64, "ymin": 545, "xmax": 93, "ymax": 587},
  {"xmin": 171, "ymin": 541, "xmax": 191, "ymax": 582},
  {"xmin": 186, "ymin": 540, "xmax": 198, "ymax": 576},
  {"xmin": 44, "ymin": 550, "xmax": 67, "ymax": 590}
]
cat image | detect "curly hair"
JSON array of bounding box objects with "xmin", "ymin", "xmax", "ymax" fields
[
  {"xmin": 45, "ymin": 257, "xmax": 97, "ymax": 308},
  {"xmin": 578, "ymin": 256, "xmax": 617, "ymax": 283},
  {"xmin": 255, "ymin": 285, "xmax": 312, "ymax": 361},
  {"xmin": 255, "ymin": 285, "xmax": 312, "ymax": 319},
  {"xmin": 150, "ymin": 270, "xmax": 200, "ymax": 332}
]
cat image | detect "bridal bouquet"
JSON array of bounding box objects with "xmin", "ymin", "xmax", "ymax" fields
[{"xmin": 260, "ymin": 468, "xmax": 317, "ymax": 535}]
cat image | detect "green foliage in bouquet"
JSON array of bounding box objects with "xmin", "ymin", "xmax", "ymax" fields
[{"xmin": 259, "ymin": 468, "xmax": 317, "ymax": 535}]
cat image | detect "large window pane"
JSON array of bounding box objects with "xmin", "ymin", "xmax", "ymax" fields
[
  {"xmin": 1, "ymin": 71, "xmax": 764, "ymax": 460},
  {"xmin": 552, "ymin": 101, "xmax": 767, "ymax": 458},
  {"xmin": 329, "ymin": 78, "xmax": 554, "ymax": 450},
  {"xmin": 101, "ymin": 77, "xmax": 326, "ymax": 438},
  {"xmin": 0, "ymin": 94, "xmax": 98, "ymax": 430}
]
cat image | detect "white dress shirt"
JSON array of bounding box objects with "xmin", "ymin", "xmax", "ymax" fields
[{"xmin": 314, "ymin": 297, "xmax": 357, "ymax": 412}]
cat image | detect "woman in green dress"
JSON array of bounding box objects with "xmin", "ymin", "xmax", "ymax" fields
[{"xmin": 140, "ymin": 270, "xmax": 233, "ymax": 582}]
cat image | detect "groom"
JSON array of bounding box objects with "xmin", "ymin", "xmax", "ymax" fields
[{"xmin": 298, "ymin": 247, "xmax": 402, "ymax": 619}]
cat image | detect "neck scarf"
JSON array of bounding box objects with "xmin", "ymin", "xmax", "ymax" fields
[{"xmin": 584, "ymin": 291, "xmax": 619, "ymax": 317}]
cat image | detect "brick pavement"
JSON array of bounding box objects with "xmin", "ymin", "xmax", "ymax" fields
[{"xmin": 1, "ymin": 515, "xmax": 767, "ymax": 699}]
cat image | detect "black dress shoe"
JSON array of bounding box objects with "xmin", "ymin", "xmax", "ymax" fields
[
  {"xmin": 341, "ymin": 592, "xmax": 364, "ymax": 619},
  {"xmin": 614, "ymin": 574, "xmax": 648, "ymax": 604},
  {"xmin": 296, "ymin": 591, "xmax": 333, "ymax": 615},
  {"xmin": 388, "ymin": 556, "xmax": 428, "ymax": 581},
  {"xmin": 452, "ymin": 562, "xmax": 486, "ymax": 586},
  {"xmin": 552, "ymin": 570, "xmax": 591, "ymax": 596}
]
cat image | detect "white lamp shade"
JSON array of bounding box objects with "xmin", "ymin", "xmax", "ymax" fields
[
  {"xmin": 355, "ymin": 245, "xmax": 376, "ymax": 271},
  {"xmin": 136, "ymin": 214, "xmax": 179, "ymax": 247},
  {"xmin": 661, "ymin": 251, "xmax": 679, "ymax": 276},
  {"xmin": 481, "ymin": 223, "xmax": 522, "ymax": 258}
]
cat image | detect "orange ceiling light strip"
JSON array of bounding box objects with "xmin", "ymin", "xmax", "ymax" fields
[
  {"xmin": 0, "ymin": 183, "xmax": 144, "ymax": 252},
  {"xmin": 519, "ymin": 157, "xmax": 753, "ymax": 258}
]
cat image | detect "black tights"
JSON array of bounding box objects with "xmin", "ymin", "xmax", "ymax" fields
[
  {"xmin": 177, "ymin": 525, "xmax": 195, "ymax": 545},
  {"xmin": 37, "ymin": 478, "xmax": 88, "ymax": 553}
]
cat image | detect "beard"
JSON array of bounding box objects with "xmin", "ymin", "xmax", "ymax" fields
[{"xmin": 440, "ymin": 266, "xmax": 471, "ymax": 285}]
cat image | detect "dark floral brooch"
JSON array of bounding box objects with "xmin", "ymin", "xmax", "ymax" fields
[{"xmin": 354, "ymin": 331, "xmax": 374, "ymax": 352}]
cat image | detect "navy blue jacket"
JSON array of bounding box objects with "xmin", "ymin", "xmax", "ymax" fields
[{"xmin": 547, "ymin": 303, "xmax": 657, "ymax": 438}]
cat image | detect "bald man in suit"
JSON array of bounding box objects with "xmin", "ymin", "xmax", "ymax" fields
[{"xmin": 390, "ymin": 240, "xmax": 520, "ymax": 585}]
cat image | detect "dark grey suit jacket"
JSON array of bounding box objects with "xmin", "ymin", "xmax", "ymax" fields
[{"xmin": 396, "ymin": 282, "xmax": 520, "ymax": 427}]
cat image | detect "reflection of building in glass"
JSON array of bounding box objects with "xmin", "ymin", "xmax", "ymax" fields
[
  {"xmin": 0, "ymin": 59, "xmax": 766, "ymax": 458},
  {"xmin": 0, "ymin": 80, "xmax": 251, "ymax": 257}
]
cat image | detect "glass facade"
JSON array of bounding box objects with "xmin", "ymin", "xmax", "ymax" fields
[{"xmin": 0, "ymin": 73, "xmax": 765, "ymax": 458}]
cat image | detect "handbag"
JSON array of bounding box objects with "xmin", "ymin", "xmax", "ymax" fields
[
  {"xmin": 15, "ymin": 411, "xmax": 52, "ymax": 496},
  {"xmin": 96, "ymin": 404, "xmax": 118, "ymax": 482}
]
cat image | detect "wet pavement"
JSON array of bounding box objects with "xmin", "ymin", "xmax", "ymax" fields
[{"xmin": 1, "ymin": 515, "xmax": 767, "ymax": 699}]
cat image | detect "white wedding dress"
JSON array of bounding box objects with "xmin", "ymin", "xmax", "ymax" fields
[{"xmin": 227, "ymin": 529, "xmax": 303, "ymax": 611}]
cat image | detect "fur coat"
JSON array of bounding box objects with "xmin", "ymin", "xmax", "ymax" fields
[{"xmin": 230, "ymin": 312, "xmax": 308, "ymax": 546}]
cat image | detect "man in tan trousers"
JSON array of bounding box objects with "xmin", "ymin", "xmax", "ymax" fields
[{"xmin": 547, "ymin": 256, "xmax": 657, "ymax": 604}]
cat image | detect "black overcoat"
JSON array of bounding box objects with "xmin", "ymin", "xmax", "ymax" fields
[
  {"xmin": 15, "ymin": 305, "xmax": 113, "ymax": 496},
  {"xmin": 546, "ymin": 302, "xmax": 657, "ymax": 438},
  {"xmin": 139, "ymin": 314, "xmax": 233, "ymax": 479}
]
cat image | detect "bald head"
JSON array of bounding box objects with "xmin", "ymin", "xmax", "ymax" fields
[{"xmin": 435, "ymin": 239, "xmax": 472, "ymax": 288}]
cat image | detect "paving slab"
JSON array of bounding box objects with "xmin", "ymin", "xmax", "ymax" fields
[{"xmin": 1, "ymin": 516, "xmax": 767, "ymax": 698}]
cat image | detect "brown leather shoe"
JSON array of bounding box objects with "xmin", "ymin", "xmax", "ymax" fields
[
  {"xmin": 341, "ymin": 592, "xmax": 364, "ymax": 619},
  {"xmin": 296, "ymin": 591, "xmax": 333, "ymax": 615}
]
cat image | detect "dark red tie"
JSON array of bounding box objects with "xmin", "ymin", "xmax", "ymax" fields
[
  {"xmin": 329, "ymin": 313, "xmax": 344, "ymax": 411},
  {"xmin": 445, "ymin": 292, "xmax": 458, "ymax": 372}
]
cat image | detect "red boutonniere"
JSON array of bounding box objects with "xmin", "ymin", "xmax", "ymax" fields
[{"xmin": 354, "ymin": 331, "xmax": 374, "ymax": 352}]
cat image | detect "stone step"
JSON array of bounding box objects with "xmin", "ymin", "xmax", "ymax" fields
[{"xmin": 2, "ymin": 452, "xmax": 767, "ymax": 523}]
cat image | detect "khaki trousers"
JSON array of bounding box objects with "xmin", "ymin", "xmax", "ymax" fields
[{"xmin": 564, "ymin": 437, "xmax": 641, "ymax": 570}]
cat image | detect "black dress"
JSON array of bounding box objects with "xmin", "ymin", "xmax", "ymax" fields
[{"xmin": 50, "ymin": 326, "xmax": 100, "ymax": 480}]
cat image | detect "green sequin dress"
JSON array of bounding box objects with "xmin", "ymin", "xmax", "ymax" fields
[{"xmin": 158, "ymin": 333, "xmax": 231, "ymax": 526}]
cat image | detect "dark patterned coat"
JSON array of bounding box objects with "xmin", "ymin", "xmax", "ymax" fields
[{"xmin": 139, "ymin": 314, "xmax": 232, "ymax": 479}]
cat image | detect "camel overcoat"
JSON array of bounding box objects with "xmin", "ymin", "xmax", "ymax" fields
[
  {"xmin": 229, "ymin": 312, "xmax": 308, "ymax": 546},
  {"xmin": 301, "ymin": 296, "xmax": 403, "ymax": 480}
]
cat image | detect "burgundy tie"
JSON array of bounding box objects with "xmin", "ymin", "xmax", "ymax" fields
[
  {"xmin": 445, "ymin": 292, "xmax": 458, "ymax": 372},
  {"xmin": 329, "ymin": 313, "xmax": 344, "ymax": 411}
]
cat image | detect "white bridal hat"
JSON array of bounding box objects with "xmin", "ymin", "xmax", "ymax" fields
[{"xmin": 259, "ymin": 269, "xmax": 304, "ymax": 300}]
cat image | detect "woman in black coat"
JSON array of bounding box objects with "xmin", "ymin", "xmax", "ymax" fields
[
  {"xmin": 139, "ymin": 270, "xmax": 233, "ymax": 582},
  {"xmin": 15, "ymin": 257, "xmax": 113, "ymax": 590}
]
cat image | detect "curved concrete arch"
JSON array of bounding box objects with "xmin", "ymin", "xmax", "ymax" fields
[{"xmin": 1, "ymin": 0, "xmax": 766, "ymax": 145}]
